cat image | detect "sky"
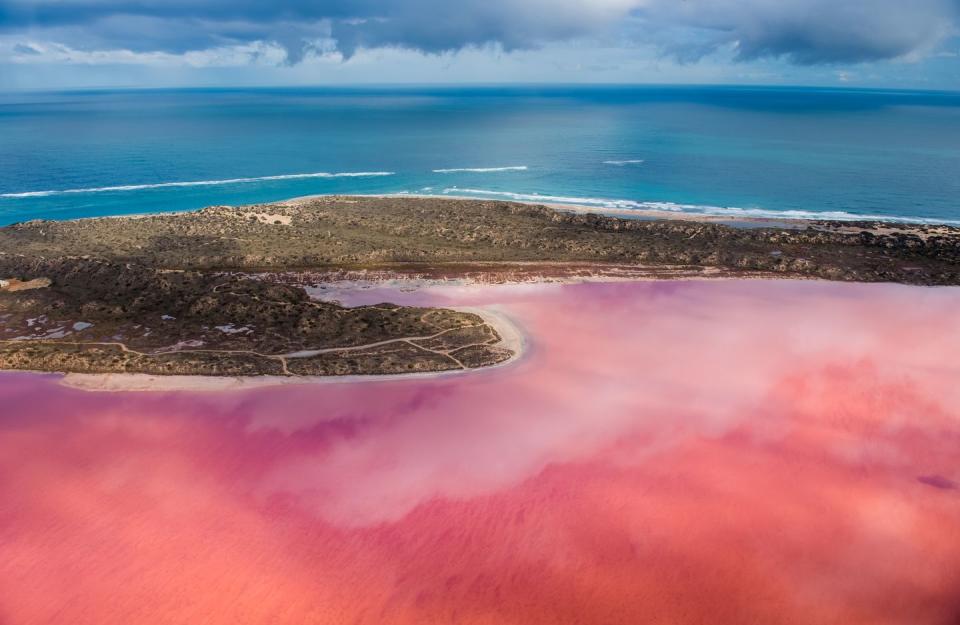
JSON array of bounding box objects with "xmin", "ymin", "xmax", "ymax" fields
[{"xmin": 0, "ymin": 0, "xmax": 959, "ymax": 90}]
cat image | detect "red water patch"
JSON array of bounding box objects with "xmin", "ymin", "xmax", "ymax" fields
[{"xmin": 1, "ymin": 280, "xmax": 959, "ymax": 624}]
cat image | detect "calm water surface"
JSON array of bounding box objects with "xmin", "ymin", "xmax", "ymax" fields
[{"xmin": 1, "ymin": 280, "xmax": 959, "ymax": 624}]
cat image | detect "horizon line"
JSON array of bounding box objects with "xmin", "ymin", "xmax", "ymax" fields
[{"xmin": 3, "ymin": 82, "xmax": 960, "ymax": 96}]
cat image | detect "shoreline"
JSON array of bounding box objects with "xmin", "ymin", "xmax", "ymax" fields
[
  {"xmin": 5, "ymin": 274, "xmax": 958, "ymax": 393},
  {"xmin": 279, "ymin": 193, "xmax": 811, "ymax": 229},
  {"xmin": 281, "ymin": 192, "xmax": 960, "ymax": 229},
  {"xmin": 13, "ymin": 191, "xmax": 960, "ymax": 230},
  {"xmin": 3, "ymin": 194, "xmax": 958, "ymax": 390},
  {"xmin": 51, "ymin": 304, "xmax": 527, "ymax": 393}
]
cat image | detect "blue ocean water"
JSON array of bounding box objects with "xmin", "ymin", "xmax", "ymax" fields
[{"xmin": 1, "ymin": 85, "xmax": 959, "ymax": 226}]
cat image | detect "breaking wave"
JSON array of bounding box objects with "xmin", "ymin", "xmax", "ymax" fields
[
  {"xmin": 440, "ymin": 188, "xmax": 960, "ymax": 225},
  {"xmin": 0, "ymin": 171, "xmax": 396, "ymax": 198},
  {"xmin": 432, "ymin": 166, "xmax": 528, "ymax": 173},
  {"xmin": 603, "ymin": 160, "xmax": 645, "ymax": 165}
]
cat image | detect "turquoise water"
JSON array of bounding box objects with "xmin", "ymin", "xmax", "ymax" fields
[{"xmin": 1, "ymin": 86, "xmax": 959, "ymax": 225}]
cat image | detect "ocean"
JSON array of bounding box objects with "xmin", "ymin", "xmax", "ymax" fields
[{"xmin": 1, "ymin": 85, "xmax": 959, "ymax": 226}]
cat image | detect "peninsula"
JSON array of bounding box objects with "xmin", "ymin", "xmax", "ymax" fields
[{"xmin": 2, "ymin": 195, "xmax": 959, "ymax": 377}]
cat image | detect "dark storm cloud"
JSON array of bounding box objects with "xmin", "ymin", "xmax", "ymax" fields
[
  {"xmin": 1, "ymin": 0, "xmax": 958, "ymax": 64},
  {"xmin": 0, "ymin": 0, "xmax": 627, "ymax": 57}
]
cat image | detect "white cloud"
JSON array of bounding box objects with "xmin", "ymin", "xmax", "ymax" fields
[{"xmin": 3, "ymin": 39, "xmax": 293, "ymax": 66}]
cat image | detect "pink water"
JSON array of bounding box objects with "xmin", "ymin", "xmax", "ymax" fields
[{"xmin": 1, "ymin": 280, "xmax": 959, "ymax": 625}]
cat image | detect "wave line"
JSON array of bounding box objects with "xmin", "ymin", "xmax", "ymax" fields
[
  {"xmin": 432, "ymin": 166, "xmax": 528, "ymax": 173},
  {"xmin": 440, "ymin": 188, "xmax": 960, "ymax": 225},
  {"xmin": 0, "ymin": 171, "xmax": 396, "ymax": 199}
]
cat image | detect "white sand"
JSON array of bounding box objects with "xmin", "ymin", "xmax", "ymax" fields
[{"xmin": 238, "ymin": 212, "xmax": 292, "ymax": 225}]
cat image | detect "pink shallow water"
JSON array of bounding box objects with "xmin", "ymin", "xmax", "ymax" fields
[{"xmin": 2, "ymin": 280, "xmax": 960, "ymax": 625}]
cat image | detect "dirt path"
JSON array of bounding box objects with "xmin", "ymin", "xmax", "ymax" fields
[{"xmin": 0, "ymin": 318, "xmax": 503, "ymax": 373}]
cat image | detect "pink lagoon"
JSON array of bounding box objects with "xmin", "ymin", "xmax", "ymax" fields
[{"xmin": 2, "ymin": 279, "xmax": 960, "ymax": 625}]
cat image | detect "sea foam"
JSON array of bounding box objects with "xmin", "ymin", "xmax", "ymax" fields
[
  {"xmin": 0, "ymin": 171, "xmax": 396, "ymax": 198},
  {"xmin": 441, "ymin": 187, "xmax": 960, "ymax": 225},
  {"xmin": 432, "ymin": 166, "xmax": 528, "ymax": 173}
]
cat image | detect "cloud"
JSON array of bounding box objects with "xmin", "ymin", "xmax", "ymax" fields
[
  {"xmin": 634, "ymin": 0, "xmax": 960, "ymax": 65},
  {"xmin": 5, "ymin": 39, "xmax": 289, "ymax": 67},
  {"xmin": 1, "ymin": 0, "xmax": 958, "ymax": 66}
]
